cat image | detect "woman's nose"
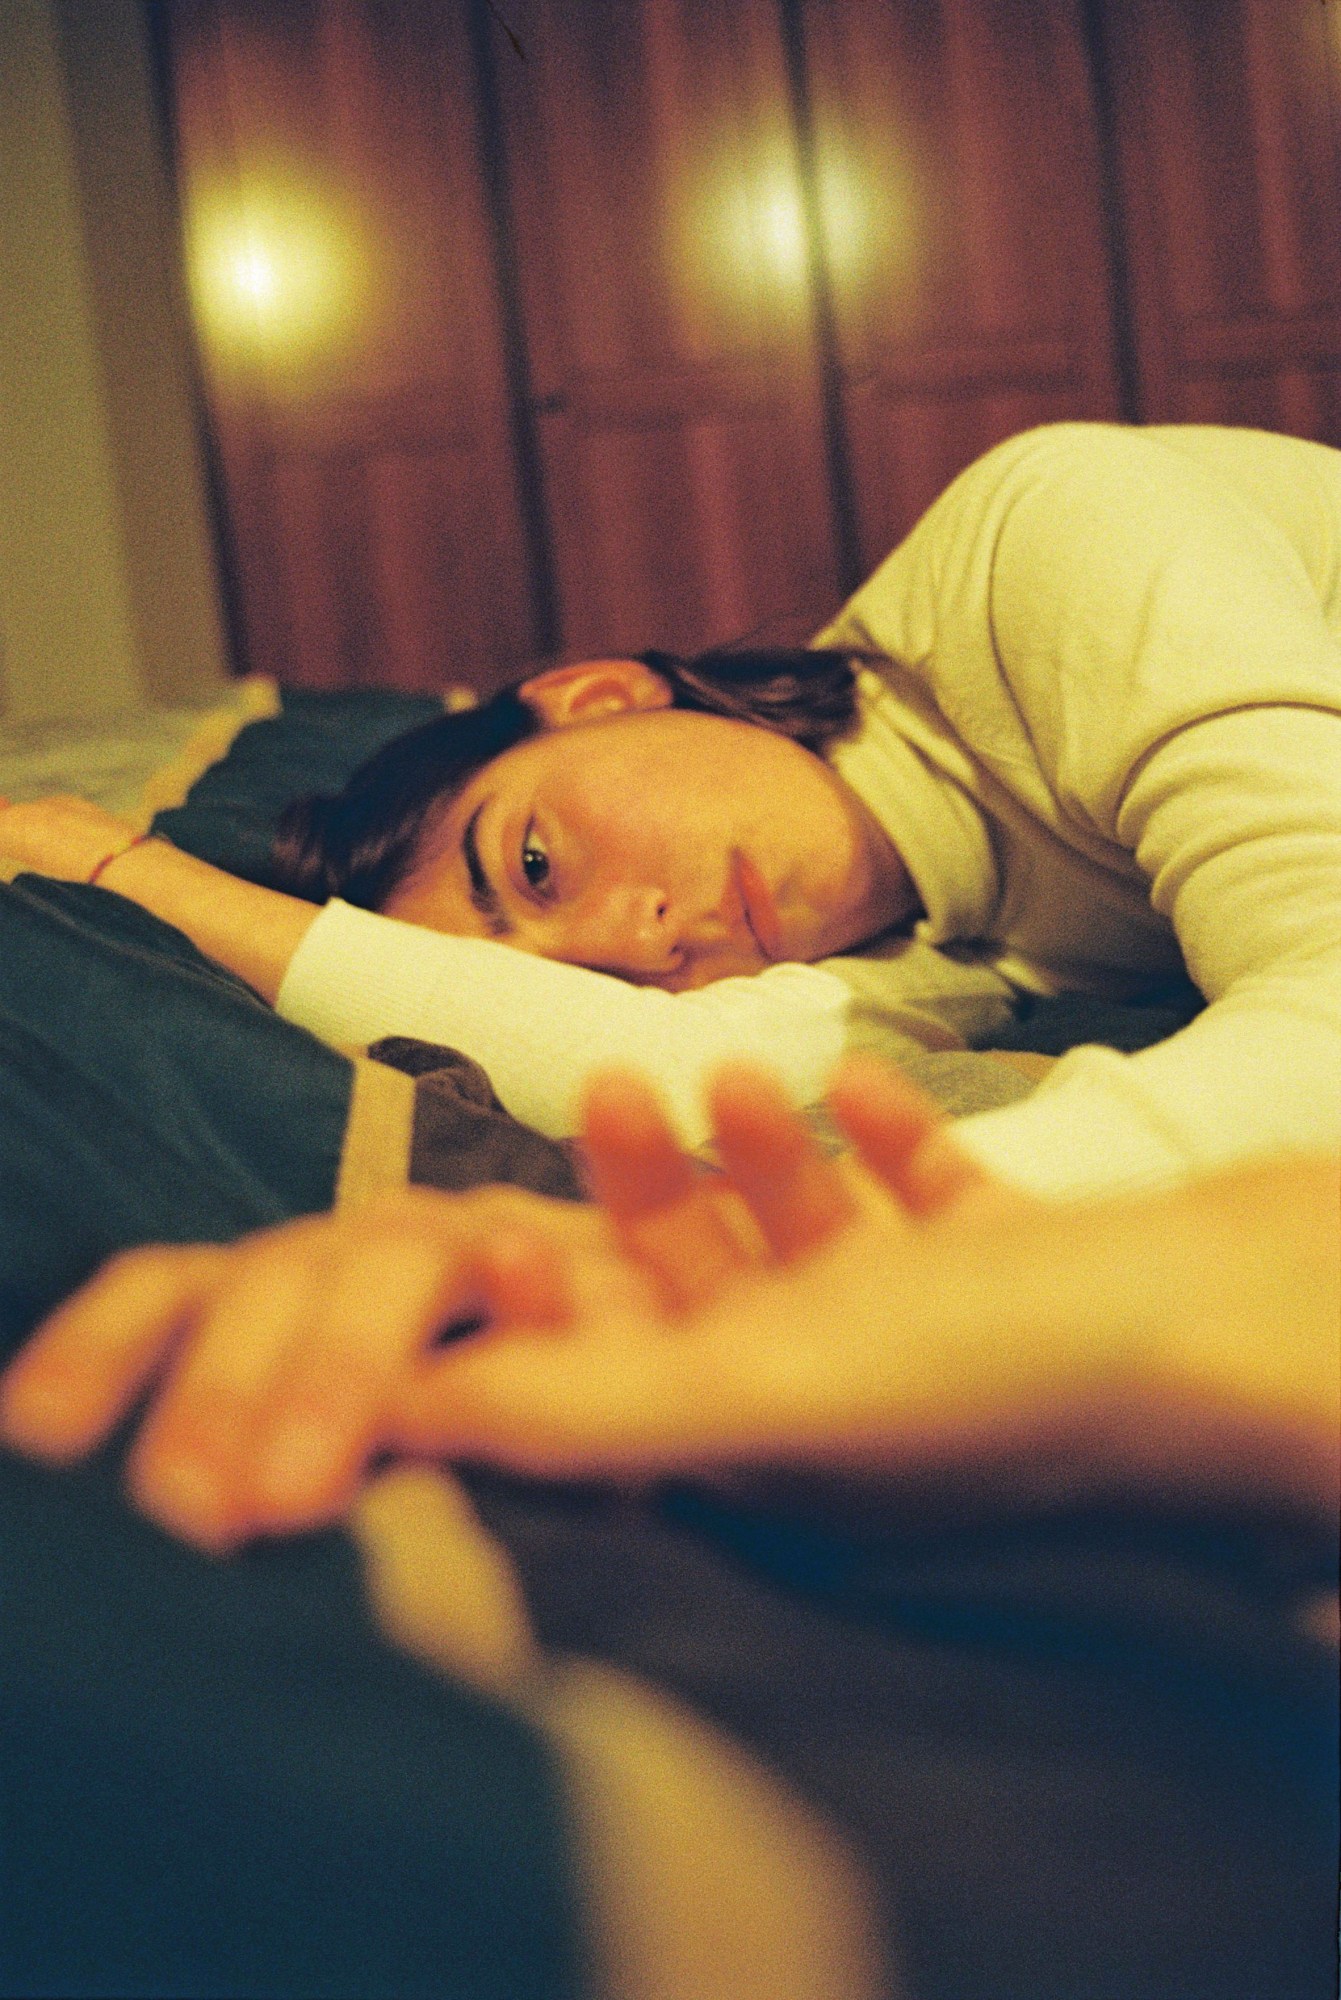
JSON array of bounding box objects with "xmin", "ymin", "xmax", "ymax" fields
[{"xmin": 568, "ymin": 882, "xmax": 683, "ymax": 976}]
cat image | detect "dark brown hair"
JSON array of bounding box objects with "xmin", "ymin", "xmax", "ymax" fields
[{"xmin": 270, "ymin": 646, "xmax": 861, "ymax": 908}]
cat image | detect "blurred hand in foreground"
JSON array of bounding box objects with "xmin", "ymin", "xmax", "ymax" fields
[
  {"xmin": 0, "ymin": 1057, "xmax": 972, "ymax": 1547},
  {"xmin": 2, "ymin": 1056, "xmax": 1335, "ymax": 1556}
]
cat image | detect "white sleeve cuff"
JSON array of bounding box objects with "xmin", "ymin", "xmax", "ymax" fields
[{"xmin": 953, "ymin": 1046, "xmax": 1192, "ymax": 1200}]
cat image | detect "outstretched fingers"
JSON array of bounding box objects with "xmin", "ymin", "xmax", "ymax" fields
[
  {"xmin": 825, "ymin": 1053, "xmax": 989, "ymax": 1216},
  {"xmin": 706, "ymin": 1061, "xmax": 857, "ymax": 1260},
  {"xmin": 238, "ymin": 1197, "xmax": 575, "ymax": 1533},
  {"xmin": 122, "ymin": 1223, "xmax": 337, "ymax": 1549},
  {"xmin": 124, "ymin": 1192, "xmax": 575, "ymax": 1548},
  {"xmin": 2, "ymin": 1188, "xmax": 583, "ymax": 1554},
  {"xmin": 0, "ymin": 1243, "xmax": 231, "ymax": 1463},
  {"xmin": 579, "ymin": 1069, "xmax": 757, "ymax": 1310}
]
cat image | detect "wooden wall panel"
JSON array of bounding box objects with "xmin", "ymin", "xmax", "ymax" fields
[
  {"xmin": 163, "ymin": 0, "xmax": 537, "ymax": 691},
  {"xmin": 1100, "ymin": 0, "xmax": 1341, "ymax": 441},
  {"xmin": 486, "ymin": 0, "xmax": 844, "ymax": 657},
  {"xmin": 160, "ymin": 0, "xmax": 1341, "ymax": 693},
  {"xmin": 801, "ymin": 0, "xmax": 1125, "ymax": 570}
]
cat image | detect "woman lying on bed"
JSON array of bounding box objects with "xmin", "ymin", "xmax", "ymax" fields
[{"xmin": 3, "ymin": 420, "xmax": 1340, "ymax": 1202}]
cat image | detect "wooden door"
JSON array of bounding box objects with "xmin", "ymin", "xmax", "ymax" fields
[
  {"xmin": 161, "ymin": 0, "xmax": 537, "ymax": 692},
  {"xmin": 484, "ymin": 0, "xmax": 845, "ymax": 656},
  {"xmin": 799, "ymin": 0, "xmax": 1127, "ymax": 571},
  {"xmin": 1096, "ymin": 0, "xmax": 1341, "ymax": 441}
]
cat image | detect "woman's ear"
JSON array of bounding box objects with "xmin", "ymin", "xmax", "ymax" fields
[{"xmin": 518, "ymin": 657, "xmax": 673, "ymax": 728}]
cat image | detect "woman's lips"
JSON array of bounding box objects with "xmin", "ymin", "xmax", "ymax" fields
[{"xmin": 734, "ymin": 850, "xmax": 782, "ymax": 961}]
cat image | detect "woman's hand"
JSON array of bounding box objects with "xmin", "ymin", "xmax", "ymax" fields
[
  {"xmin": 393, "ymin": 1063, "xmax": 1045, "ymax": 1485},
  {"xmin": 4, "ymin": 1051, "xmax": 1334, "ymax": 1542},
  {"xmin": 0, "ymin": 795, "xmax": 139, "ymax": 883},
  {"xmin": 398, "ymin": 1142, "xmax": 1340, "ymax": 1530},
  {"xmin": 580, "ymin": 1050, "xmax": 1002, "ymax": 1302},
  {"xmin": 0, "ymin": 1187, "xmax": 656, "ymax": 1550},
  {"xmin": 0, "ymin": 1056, "xmax": 976, "ymax": 1548}
]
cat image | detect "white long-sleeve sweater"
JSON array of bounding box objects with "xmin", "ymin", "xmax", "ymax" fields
[{"xmin": 278, "ymin": 422, "xmax": 1341, "ymax": 1199}]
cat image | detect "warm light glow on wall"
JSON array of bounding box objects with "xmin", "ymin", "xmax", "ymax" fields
[
  {"xmin": 705, "ymin": 151, "xmax": 891, "ymax": 302},
  {"xmin": 816, "ymin": 161, "xmax": 871, "ymax": 282},
  {"xmin": 712, "ymin": 163, "xmax": 816, "ymax": 294},
  {"xmin": 753, "ymin": 174, "xmax": 811, "ymax": 286},
  {"xmin": 186, "ymin": 172, "xmax": 366, "ymax": 380}
]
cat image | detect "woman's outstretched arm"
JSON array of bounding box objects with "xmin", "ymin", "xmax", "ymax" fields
[
  {"xmin": 0, "ymin": 796, "xmax": 853, "ymax": 1144},
  {"xmin": 275, "ymin": 897, "xmax": 851, "ymax": 1142}
]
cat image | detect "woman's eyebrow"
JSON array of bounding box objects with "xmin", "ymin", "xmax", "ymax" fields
[{"xmin": 461, "ymin": 802, "xmax": 512, "ymax": 938}]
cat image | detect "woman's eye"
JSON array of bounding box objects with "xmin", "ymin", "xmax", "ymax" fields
[{"xmin": 521, "ymin": 824, "xmax": 551, "ymax": 893}]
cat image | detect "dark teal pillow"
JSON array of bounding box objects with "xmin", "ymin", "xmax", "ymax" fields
[{"xmin": 152, "ymin": 688, "xmax": 444, "ymax": 888}]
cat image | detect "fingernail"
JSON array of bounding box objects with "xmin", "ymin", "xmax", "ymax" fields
[{"xmin": 254, "ymin": 1415, "xmax": 339, "ymax": 1512}]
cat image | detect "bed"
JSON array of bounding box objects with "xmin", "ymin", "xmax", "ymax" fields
[{"xmin": 0, "ymin": 686, "xmax": 1333, "ymax": 2000}]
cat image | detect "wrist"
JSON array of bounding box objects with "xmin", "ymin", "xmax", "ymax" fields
[
  {"xmin": 91, "ymin": 834, "xmax": 318, "ymax": 1005},
  {"xmin": 88, "ymin": 831, "xmax": 151, "ymax": 886},
  {"xmin": 95, "ymin": 830, "xmax": 189, "ymax": 907}
]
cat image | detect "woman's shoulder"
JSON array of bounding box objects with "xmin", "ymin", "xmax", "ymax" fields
[
  {"xmin": 811, "ymin": 423, "xmax": 1146, "ymax": 654},
  {"xmin": 826, "ymin": 422, "xmax": 1337, "ymax": 607}
]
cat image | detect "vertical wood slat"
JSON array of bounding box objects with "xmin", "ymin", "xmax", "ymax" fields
[
  {"xmin": 161, "ymin": 0, "xmax": 538, "ymax": 692},
  {"xmin": 800, "ymin": 0, "xmax": 1125, "ymax": 573},
  {"xmin": 1098, "ymin": 0, "xmax": 1341, "ymax": 441},
  {"xmin": 486, "ymin": 0, "xmax": 844, "ymax": 659}
]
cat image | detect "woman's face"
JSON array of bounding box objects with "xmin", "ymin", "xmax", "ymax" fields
[{"xmin": 383, "ymin": 663, "xmax": 915, "ymax": 991}]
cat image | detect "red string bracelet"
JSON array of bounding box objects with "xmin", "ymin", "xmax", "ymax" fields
[{"xmin": 87, "ymin": 832, "xmax": 149, "ymax": 887}]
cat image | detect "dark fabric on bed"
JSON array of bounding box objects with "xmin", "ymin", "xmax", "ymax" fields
[
  {"xmin": 0, "ymin": 1449, "xmax": 584, "ymax": 2000},
  {"xmin": 0, "ymin": 875, "xmax": 589, "ymax": 2000},
  {"xmin": 0, "ymin": 876, "xmax": 349, "ymax": 1352},
  {"xmin": 983, "ymin": 980, "xmax": 1206, "ymax": 1054},
  {"xmin": 468, "ymin": 1471, "xmax": 1338, "ymax": 2000},
  {"xmin": 0, "ymin": 879, "xmax": 580, "ymax": 1354},
  {"xmin": 369, "ymin": 1037, "xmax": 582, "ymax": 1202}
]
